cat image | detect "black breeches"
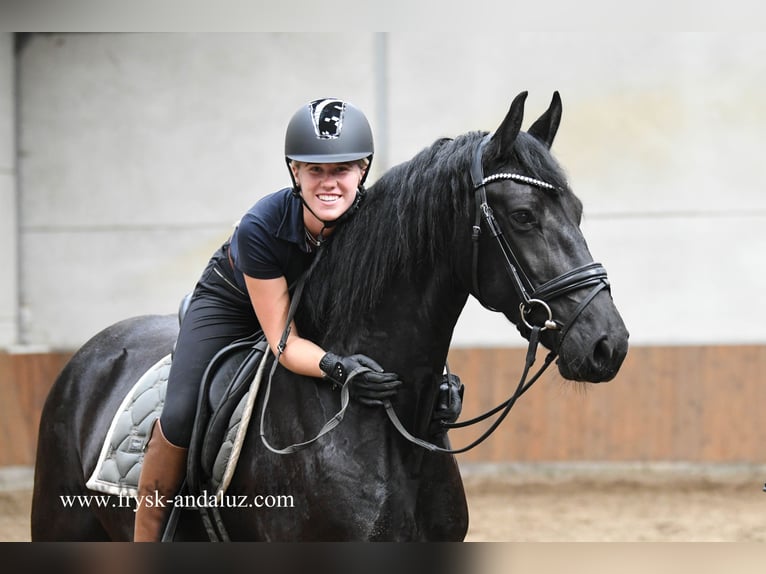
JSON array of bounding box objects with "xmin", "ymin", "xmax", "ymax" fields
[{"xmin": 160, "ymin": 244, "xmax": 259, "ymax": 447}]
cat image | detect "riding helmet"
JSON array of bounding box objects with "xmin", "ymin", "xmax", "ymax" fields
[{"xmin": 285, "ymin": 98, "xmax": 374, "ymax": 165}]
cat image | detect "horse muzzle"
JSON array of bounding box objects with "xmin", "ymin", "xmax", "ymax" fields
[{"xmin": 554, "ymin": 296, "xmax": 630, "ymax": 383}]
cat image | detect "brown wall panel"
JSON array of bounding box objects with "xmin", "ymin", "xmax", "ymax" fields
[
  {"xmin": 0, "ymin": 351, "xmax": 73, "ymax": 466},
  {"xmin": 447, "ymin": 345, "xmax": 766, "ymax": 464},
  {"xmin": 1, "ymin": 345, "xmax": 765, "ymax": 467}
]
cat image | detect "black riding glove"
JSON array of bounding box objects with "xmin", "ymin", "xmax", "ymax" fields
[
  {"xmin": 319, "ymin": 352, "xmax": 402, "ymax": 407},
  {"xmin": 430, "ymin": 373, "xmax": 465, "ymax": 435}
]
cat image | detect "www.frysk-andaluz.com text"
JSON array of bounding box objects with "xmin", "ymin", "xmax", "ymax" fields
[{"xmin": 59, "ymin": 491, "xmax": 295, "ymax": 512}]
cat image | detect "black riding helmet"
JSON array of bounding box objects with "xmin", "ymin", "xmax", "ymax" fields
[
  {"xmin": 285, "ymin": 98, "xmax": 375, "ymax": 201},
  {"xmin": 286, "ymin": 98, "xmax": 373, "ymax": 164}
]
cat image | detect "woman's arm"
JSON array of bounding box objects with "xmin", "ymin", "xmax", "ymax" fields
[
  {"xmin": 244, "ymin": 273, "xmax": 325, "ymax": 378},
  {"xmin": 245, "ymin": 273, "xmax": 402, "ymax": 405}
]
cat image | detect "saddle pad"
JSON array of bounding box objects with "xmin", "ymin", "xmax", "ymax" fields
[
  {"xmin": 86, "ymin": 350, "xmax": 269, "ymax": 497},
  {"xmin": 86, "ymin": 354, "xmax": 171, "ymax": 497}
]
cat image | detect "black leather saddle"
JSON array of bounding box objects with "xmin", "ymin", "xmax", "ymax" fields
[{"xmin": 176, "ymin": 293, "xmax": 270, "ymax": 494}]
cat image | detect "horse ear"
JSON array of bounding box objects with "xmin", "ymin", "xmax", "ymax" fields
[
  {"xmin": 527, "ymin": 91, "xmax": 562, "ymax": 149},
  {"xmin": 488, "ymin": 91, "xmax": 528, "ymax": 156}
]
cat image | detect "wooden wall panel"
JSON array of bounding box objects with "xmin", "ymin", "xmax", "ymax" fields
[
  {"xmin": 1, "ymin": 345, "xmax": 764, "ymax": 467},
  {"xmin": 447, "ymin": 345, "xmax": 766, "ymax": 464},
  {"xmin": 0, "ymin": 351, "xmax": 72, "ymax": 466}
]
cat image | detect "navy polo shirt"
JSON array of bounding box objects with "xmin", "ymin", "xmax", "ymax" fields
[{"xmin": 229, "ymin": 188, "xmax": 314, "ymax": 290}]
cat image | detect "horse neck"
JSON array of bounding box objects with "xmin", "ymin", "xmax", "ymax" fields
[
  {"xmin": 348, "ymin": 270, "xmax": 471, "ymax": 444},
  {"xmin": 380, "ymin": 267, "xmax": 468, "ymax": 363},
  {"xmin": 299, "ymin": 137, "xmax": 479, "ymax": 417}
]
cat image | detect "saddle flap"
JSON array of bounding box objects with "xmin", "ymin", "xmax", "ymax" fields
[{"xmin": 195, "ymin": 338, "xmax": 269, "ymax": 486}]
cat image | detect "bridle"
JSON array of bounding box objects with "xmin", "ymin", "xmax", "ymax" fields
[
  {"xmin": 382, "ymin": 134, "xmax": 612, "ymax": 454},
  {"xmin": 469, "ymin": 134, "xmax": 610, "ymax": 350}
]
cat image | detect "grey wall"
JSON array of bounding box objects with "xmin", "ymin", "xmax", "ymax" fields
[
  {"xmin": 15, "ymin": 33, "xmax": 378, "ymax": 348},
  {"xmin": 0, "ymin": 34, "xmax": 17, "ymax": 346},
  {"xmin": 405, "ymin": 33, "xmax": 766, "ymax": 347},
  {"xmin": 7, "ymin": 33, "xmax": 766, "ymax": 350}
]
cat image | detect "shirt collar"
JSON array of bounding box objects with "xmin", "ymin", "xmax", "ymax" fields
[{"xmin": 275, "ymin": 189, "xmax": 311, "ymax": 253}]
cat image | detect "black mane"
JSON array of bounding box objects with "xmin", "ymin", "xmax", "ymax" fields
[{"xmin": 299, "ymin": 129, "xmax": 569, "ymax": 338}]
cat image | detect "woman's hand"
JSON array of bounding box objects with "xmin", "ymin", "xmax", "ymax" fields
[{"xmin": 319, "ymin": 352, "xmax": 403, "ymax": 406}]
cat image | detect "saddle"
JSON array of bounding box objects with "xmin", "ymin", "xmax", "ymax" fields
[{"xmin": 187, "ymin": 332, "xmax": 269, "ymax": 495}]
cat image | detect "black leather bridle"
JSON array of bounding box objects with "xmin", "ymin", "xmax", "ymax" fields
[
  {"xmin": 382, "ymin": 134, "xmax": 612, "ymax": 454},
  {"xmin": 469, "ymin": 134, "xmax": 610, "ymax": 349}
]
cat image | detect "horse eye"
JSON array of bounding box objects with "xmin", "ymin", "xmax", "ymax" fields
[{"xmin": 511, "ymin": 210, "xmax": 535, "ymax": 225}]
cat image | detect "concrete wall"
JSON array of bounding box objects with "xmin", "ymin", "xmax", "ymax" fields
[
  {"xmin": 16, "ymin": 33, "xmax": 379, "ymax": 347},
  {"xmin": 12, "ymin": 33, "xmax": 766, "ymax": 350},
  {"xmin": 423, "ymin": 33, "xmax": 766, "ymax": 347},
  {"xmin": 0, "ymin": 34, "xmax": 17, "ymax": 347}
]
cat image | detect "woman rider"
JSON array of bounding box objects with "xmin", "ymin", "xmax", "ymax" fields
[
  {"xmin": 134, "ymin": 99, "xmax": 461, "ymax": 541},
  {"xmin": 134, "ymin": 98, "xmax": 404, "ymax": 541}
]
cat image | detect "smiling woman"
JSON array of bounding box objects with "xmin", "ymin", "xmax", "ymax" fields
[{"xmin": 289, "ymin": 160, "xmax": 370, "ymax": 238}]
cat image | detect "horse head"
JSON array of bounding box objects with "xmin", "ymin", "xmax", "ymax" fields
[{"xmin": 469, "ymin": 92, "xmax": 629, "ymax": 382}]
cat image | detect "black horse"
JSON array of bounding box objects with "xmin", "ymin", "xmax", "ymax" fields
[{"xmin": 31, "ymin": 92, "xmax": 629, "ymax": 541}]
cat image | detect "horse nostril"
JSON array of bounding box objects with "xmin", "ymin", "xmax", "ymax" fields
[{"xmin": 592, "ymin": 335, "xmax": 614, "ymax": 366}]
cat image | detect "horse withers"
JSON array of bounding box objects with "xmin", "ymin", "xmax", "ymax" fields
[{"xmin": 31, "ymin": 91, "xmax": 628, "ymax": 541}]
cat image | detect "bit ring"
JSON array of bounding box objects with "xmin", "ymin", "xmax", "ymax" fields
[{"xmin": 520, "ymin": 299, "xmax": 558, "ymax": 331}]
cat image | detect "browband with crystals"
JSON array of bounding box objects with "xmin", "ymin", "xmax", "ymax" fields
[{"xmin": 476, "ymin": 172, "xmax": 558, "ymax": 191}]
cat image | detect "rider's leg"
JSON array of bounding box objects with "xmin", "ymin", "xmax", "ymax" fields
[
  {"xmin": 133, "ymin": 419, "xmax": 187, "ymax": 542},
  {"xmin": 133, "ymin": 245, "xmax": 257, "ymax": 541}
]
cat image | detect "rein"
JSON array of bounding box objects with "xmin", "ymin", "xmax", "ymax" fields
[{"xmin": 258, "ymin": 245, "xmax": 360, "ymax": 455}]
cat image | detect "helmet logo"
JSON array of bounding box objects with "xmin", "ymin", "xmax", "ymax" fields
[{"xmin": 309, "ymin": 98, "xmax": 345, "ymax": 139}]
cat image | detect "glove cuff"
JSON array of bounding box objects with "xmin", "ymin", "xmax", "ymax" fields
[{"xmin": 319, "ymin": 352, "xmax": 346, "ymax": 383}]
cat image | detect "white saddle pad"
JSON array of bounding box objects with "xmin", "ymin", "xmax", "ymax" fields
[
  {"xmin": 85, "ymin": 350, "xmax": 267, "ymax": 497},
  {"xmin": 85, "ymin": 354, "xmax": 171, "ymax": 497}
]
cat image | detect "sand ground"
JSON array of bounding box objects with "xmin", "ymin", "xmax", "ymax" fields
[{"xmin": 4, "ymin": 463, "xmax": 766, "ymax": 542}]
